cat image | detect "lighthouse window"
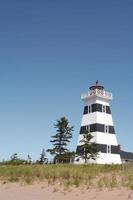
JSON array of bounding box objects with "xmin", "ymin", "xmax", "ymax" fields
[
  {"xmin": 111, "ymin": 145, "xmax": 120, "ymax": 154},
  {"xmin": 92, "ymin": 103, "xmax": 102, "ymax": 112},
  {"xmin": 109, "ymin": 126, "xmax": 115, "ymax": 134},
  {"xmin": 83, "ymin": 106, "xmax": 88, "ymax": 115},
  {"xmin": 80, "ymin": 126, "xmax": 88, "ymax": 134},
  {"xmin": 90, "ymin": 123, "xmax": 104, "ymax": 133},
  {"xmin": 97, "ymin": 144, "xmax": 107, "ymax": 153},
  {"xmin": 106, "ymin": 106, "xmax": 111, "ymax": 114}
]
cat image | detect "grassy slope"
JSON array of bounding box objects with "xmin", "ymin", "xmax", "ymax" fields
[{"xmin": 0, "ymin": 164, "xmax": 132, "ymax": 190}]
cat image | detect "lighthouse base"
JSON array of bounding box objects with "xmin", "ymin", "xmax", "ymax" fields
[{"xmin": 74, "ymin": 153, "xmax": 122, "ymax": 164}]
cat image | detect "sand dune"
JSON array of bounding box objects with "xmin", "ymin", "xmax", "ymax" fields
[{"xmin": 0, "ymin": 183, "xmax": 132, "ymax": 200}]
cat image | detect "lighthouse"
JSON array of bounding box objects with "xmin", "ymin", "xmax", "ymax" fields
[{"xmin": 75, "ymin": 81, "xmax": 122, "ymax": 164}]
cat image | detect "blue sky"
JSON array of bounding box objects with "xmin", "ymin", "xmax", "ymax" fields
[{"xmin": 0, "ymin": 0, "xmax": 133, "ymax": 161}]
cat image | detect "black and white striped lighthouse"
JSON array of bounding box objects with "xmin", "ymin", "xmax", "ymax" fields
[{"xmin": 75, "ymin": 81, "xmax": 121, "ymax": 164}]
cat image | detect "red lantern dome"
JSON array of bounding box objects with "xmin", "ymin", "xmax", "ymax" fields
[{"xmin": 89, "ymin": 80, "xmax": 104, "ymax": 91}]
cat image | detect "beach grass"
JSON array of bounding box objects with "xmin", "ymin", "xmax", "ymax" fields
[{"xmin": 0, "ymin": 163, "xmax": 132, "ymax": 190}]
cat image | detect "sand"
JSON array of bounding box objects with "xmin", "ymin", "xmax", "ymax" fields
[{"xmin": 0, "ymin": 182, "xmax": 132, "ymax": 200}]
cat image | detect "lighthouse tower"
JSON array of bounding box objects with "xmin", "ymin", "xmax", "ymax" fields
[{"xmin": 75, "ymin": 81, "xmax": 121, "ymax": 164}]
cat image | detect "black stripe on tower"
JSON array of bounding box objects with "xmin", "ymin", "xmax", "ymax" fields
[
  {"xmin": 76, "ymin": 144, "xmax": 120, "ymax": 154},
  {"xmin": 83, "ymin": 103, "xmax": 111, "ymax": 114},
  {"xmin": 79, "ymin": 123, "xmax": 115, "ymax": 134}
]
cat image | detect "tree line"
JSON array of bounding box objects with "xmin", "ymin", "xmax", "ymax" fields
[
  {"xmin": 0, "ymin": 149, "xmax": 48, "ymax": 165},
  {"xmin": 0, "ymin": 117, "xmax": 98, "ymax": 165}
]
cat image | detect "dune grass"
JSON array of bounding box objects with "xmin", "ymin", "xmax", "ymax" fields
[{"xmin": 0, "ymin": 164, "xmax": 132, "ymax": 190}]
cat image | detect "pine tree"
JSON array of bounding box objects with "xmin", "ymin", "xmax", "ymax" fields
[
  {"xmin": 9, "ymin": 153, "xmax": 26, "ymax": 165},
  {"xmin": 39, "ymin": 148, "xmax": 48, "ymax": 164},
  {"xmin": 47, "ymin": 117, "xmax": 74, "ymax": 163},
  {"xmin": 79, "ymin": 130, "xmax": 98, "ymax": 163}
]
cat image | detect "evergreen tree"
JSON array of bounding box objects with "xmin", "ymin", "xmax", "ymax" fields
[
  {"xmin": 39, "ymin": 148, "xmax": 48, "ymax": 164},
  {"xmin": 47, "ymin": 117, "xmax": 74, "ymax": 163},
  {"xmin": 7, "ymin": 153, "xmax": 26, "ymax": 165},
  {"xmin": 79, "ymin": 130, "xmax": 98, "ymax": 163}
]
